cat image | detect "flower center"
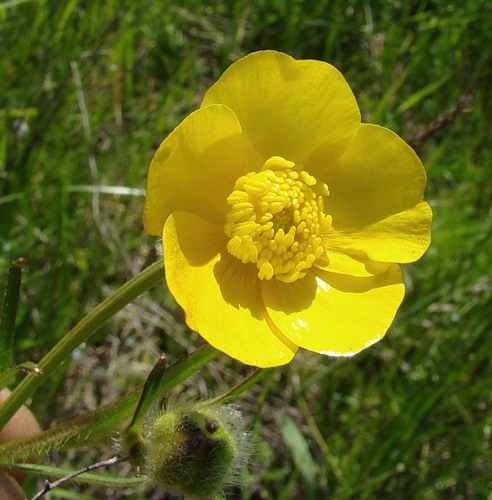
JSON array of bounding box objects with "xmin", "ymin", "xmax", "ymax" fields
[{"xmin": 224, "ymin": 156, "xmax": 332, "ymax": 283}]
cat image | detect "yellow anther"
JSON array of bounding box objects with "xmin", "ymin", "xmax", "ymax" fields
[
  {"xmin": 258, "ymin": 261, "xmax": 274, "ymax": 280},
  {"xmin": 261, "ymin": 156, "xmax": 295, "ymax": 171}
]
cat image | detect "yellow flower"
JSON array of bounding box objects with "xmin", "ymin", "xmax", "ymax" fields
[{"xmin": 143, "ymin": 51, "xmax": 432, "ymax": 367}]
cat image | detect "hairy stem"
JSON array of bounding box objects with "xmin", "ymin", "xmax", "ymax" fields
[
  {"xmin": 0, "ymin": 345, "xmax": 219, "ymax": 463},
  {"xmin": 0, "ymin": 260, "xmax": 164, "ymax": 430}
]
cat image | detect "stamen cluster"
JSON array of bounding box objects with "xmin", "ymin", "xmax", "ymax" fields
[{"xmin": 224, "ymin": 156, "xmax": 331, "ymax": 283}]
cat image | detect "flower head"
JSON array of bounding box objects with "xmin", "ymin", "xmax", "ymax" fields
[{"xmin": 144, "ymin": 51, "xmax": 432, "ymax": 367}]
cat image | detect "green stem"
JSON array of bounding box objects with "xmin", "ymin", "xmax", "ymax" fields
[
  {"xmin": 0, "ymin": 260, "xmax": 164, "ymax": 430},
  {"xmin": 207, "ymin": 368, "xmax": 270, "ymax": 405},
  {"xmin": 0, "ymin": 345, "xmax": 219, "ymax": 463},
  {"xmin": 9, "ymin": 462, "xmax": 146, "ymax": 488}
]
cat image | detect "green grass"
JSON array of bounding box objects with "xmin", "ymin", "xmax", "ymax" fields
[{"xmin": 1, "ymin": 0, "xmax": 491, "ymax": 498}]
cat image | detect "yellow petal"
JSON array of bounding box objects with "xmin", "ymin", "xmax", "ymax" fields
[
  {"xmin": 318, "ymin": 250, "xmax": 390, "ymax": 277},
  {"xmin": 320, "ymin": 124, "xmax": 432, "ymax": 262},
  {"xmin": 201, "ymin": 51, "xmax": 360, "ymax": 165},
  {"xmin": 163, "ymin": 212, "xmax": 297, "ymax": 367},
  {"xmin": 328, "ymin": 201, "xmax": 432, "ymax": 263},
  {"xmin": 143, "ymin": 104, "xmax": 249, "ymax": 236},
  {"xmin": 262, "ymin": 265, "xmax": 404, "ymax": 356}
]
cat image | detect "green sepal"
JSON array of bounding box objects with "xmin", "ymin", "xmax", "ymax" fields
[{"xmin": 122, "ymin": 424, "xmax": 147, "ymax": 469}]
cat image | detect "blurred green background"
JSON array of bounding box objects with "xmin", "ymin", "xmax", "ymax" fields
[{"xmin": 1, "ymin": 0, "xmax": 491, "ymax": 498}]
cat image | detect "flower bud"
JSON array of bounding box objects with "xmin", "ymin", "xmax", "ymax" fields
[{"xmin": 145, "ymin": 402, "xmax": 247, "ymax": 498}]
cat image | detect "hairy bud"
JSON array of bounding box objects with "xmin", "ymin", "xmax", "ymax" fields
[{"xmin": 143, "ymin": 402, "xmax": 249, "ymax": 498}]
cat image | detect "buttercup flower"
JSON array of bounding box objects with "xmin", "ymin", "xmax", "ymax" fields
[{"xmin": 144, "ymin": 51, "xmax": 432, "ymax": 367}]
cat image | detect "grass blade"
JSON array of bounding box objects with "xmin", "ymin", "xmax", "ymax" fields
[
  {"xmin": 0, "ymin": 258, "xmax": 24, "ymax": 372},
  {"xmin": 278, "ymin": 414, "xmax": 317, "ymax": 496}
]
